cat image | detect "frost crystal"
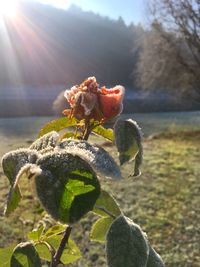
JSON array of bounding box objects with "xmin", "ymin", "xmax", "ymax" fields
[
  {"xmin": 1, "ymin": 148, "xmax": 39, "ymax": 185},
  {"xmin": 57, "ymin": 139, "xmax": 122, "ymax": 180},
  {"xmin": 30, "ymin": 131, "xmax": 59, "ymax": 153},
  {"xmin": 106, "ymin": 215, "xmax": 165, "ymax": 267},
  {"xmin": 106, "ymin": 215, "xmax": 149, "ymax": 267}
]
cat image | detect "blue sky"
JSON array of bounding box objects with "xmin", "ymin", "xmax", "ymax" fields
[{"xmin": 36, "ymin": 0, "xmax": 145, "ymax": 25}]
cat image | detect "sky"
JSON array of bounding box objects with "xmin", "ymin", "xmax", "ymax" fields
[{"xmin": 36, "ymin": 0, "xmax": 146, "ymax": 25}]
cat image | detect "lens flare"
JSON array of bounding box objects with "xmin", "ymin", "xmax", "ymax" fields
[{"xmin": 0, "ymin": 0, "xmax": 18, "ymax": 19}]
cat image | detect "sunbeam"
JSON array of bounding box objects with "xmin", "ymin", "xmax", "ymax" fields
[
  {"xmin": 0, "ymin": 0, "xmax": 18, "ymax": 19},
  {"xmin": 0, "ymin": 0, "xmax": 75, "ymax": 117}
]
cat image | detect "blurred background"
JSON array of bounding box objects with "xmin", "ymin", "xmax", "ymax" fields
[
  {"xmin": 0, "ymin": 0, "xmax": 200, "ymax": 117},
  {"xmin": 0, "ymin": 2, "xmax": 200, "ymax": 267}
]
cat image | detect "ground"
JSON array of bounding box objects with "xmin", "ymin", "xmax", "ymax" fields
[{"xmin": 0, "ymin": 112, "xmax": 200, "ymax": 267}]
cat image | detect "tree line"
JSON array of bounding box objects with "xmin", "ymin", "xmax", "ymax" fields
[
  {"xmin": 0, "ymin": 0, "xmax": 199, "ymax": 101},
  {"xmin": 137, "ymin": 0, "xmax": 200, "ymax": 100}
]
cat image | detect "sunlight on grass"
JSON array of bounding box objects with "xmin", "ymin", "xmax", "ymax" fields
[{"xmin": 0, "ymin": 113, "xmax": 200, "ymax": 266}]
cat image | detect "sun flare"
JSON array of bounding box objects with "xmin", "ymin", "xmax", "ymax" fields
[{"xmin": 0, "ymin": 0, "xmax": 18, "ymax": 19}]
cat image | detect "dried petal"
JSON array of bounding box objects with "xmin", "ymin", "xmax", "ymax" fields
[{"xmin": 63, "ymin": 77, "xmax": 125, "ymax": 121}]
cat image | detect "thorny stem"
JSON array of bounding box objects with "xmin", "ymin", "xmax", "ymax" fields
[{"xmin": 51, "ymin": 225, "xmax": 72, "ymax": 267}]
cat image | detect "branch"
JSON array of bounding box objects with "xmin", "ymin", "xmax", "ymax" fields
[{"xmin": 51, "ymin": 225, "xmax": 72, "ymax": 267}]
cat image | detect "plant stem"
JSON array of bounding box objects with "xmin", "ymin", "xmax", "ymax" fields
[
  {"xmin": 83, "ymin": 118, "xmax": 91, "ymax": 140},
  {"xmin": 51, "ymin": 225, "xmax": 72, "ymax": 267}
]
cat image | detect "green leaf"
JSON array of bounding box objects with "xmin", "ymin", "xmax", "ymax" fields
[
  {"xmin": 2, "ymin": 149, "xmax": 38, "ymax": 215},
  {"xmin": 30, "ymin": 131, "xmax": 59, "ymax": 152},
  {"xmin": 90, "ymin": 217, "xmax": 114, "ymax": 242},
  {"xmin": 35, "ymin": 243, "xmax": 51, "ymax": 262},
  {"xmin": 92, "ymin": 125, "xmax": 114, "ymax": 141},
  {"xmin": 51, "ymin": 237, "xmax": 81, "ymax": 265},
  {"xmin": 28, "ymin": 226, "xmax": 44, "ymax": 241},
  {"xmin": 37, "ymin": 236, "xmax": 81, "ymax": 264},
  {"xmin": 106, "ymin": 215, "xmax": 149, "ymax": 267},
  {"xmin": 4, "ymin": 163, "xmax": 37, "ymax": 216},
  {"xmin": 60, "ymin": 132, "xmax": 77, "ymax": 140},
  {"xmin": 0, "ymin": 244, "xmax": 16, "ymax": 267},
  {"xmin": 10, "ymin": 242, "xmax": 42, "ymax": 267},
  {"xmin": 114, "ymin": 119, "xmax": 143, "ymax": 176},
  {"xmin": 93, "ymin": 190, "xmax": 121, "ymax": 217},
  {"xmin": 1, "ymin": 145, "xmax": 36, "ymax": 217},
  {"xmin": 4, "ymin": 185, "xmax": 21, "ymax": 216},
  {"xmin": 34, "ymin": 152, "xmax": 100, "ymax": 223},
  {"xmin": 58, "ymin": 139, "xmax": 122, "ymax": 179},
  {"xmin": 42, "ymin": 224, "xmax": 66, "ymax": 239},
  {"xmin": 38, "ymin": 117, "xmax": 77, "ymax": 137}
]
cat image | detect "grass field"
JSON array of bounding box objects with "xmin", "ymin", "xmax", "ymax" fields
[{"xmin": 0, "ymin": 111, "xmax": 200, "ymax": 267}]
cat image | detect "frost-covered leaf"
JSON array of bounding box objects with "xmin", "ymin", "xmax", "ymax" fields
[
  {"xmin": 2, "ymin": 149, "xmax": 39, "ymax": 216},
  {"xmin": 1, "ymin": 149, "xmax": 39, "ymax": 185},
  {"xmin": 106, "ymin": 215, "xmax": 149, "ymax": 267},
  {"xmin": 114, "ymin": 119, "xmax": 143, "ymax": 176},
  {"xmin": 57, "ymin": 139, "xmax": 121, "ymax": 180},
  {"xmin": 30, "ymin": 131, "xmax": 59, "ymax": 153},
  {"xmin": 38, "ymin": 117, "xmax": 77, "ymax": 137},
  {"xmin": 90, "ymin": 217, "xmax": 114, "ymax": 242},
  {"xmin": 10, "ymin": 242, "xmax": 42, "ymax": 267},
  {"xmin": 147, "ymin": 246, "xmax": 165, "ymax": 267},
  {"xmin": 34, "ymin": 152, "xmax": 100, "ymax": 223},
  {"xmin": 4, "ymin": 163, "xmax": 40, "ymax": 216},
  {"xmin": 92, "ymin": 125, "xmax": 114, "ymax": 141},
  {"xmin": 93, "ymin": 190, "xmax": 121, "ymax": 217}
]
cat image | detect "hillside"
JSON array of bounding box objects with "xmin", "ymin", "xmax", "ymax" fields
[{"xmin": 0, "ymin": 2, "xmax": 135, "ymax": 88}]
